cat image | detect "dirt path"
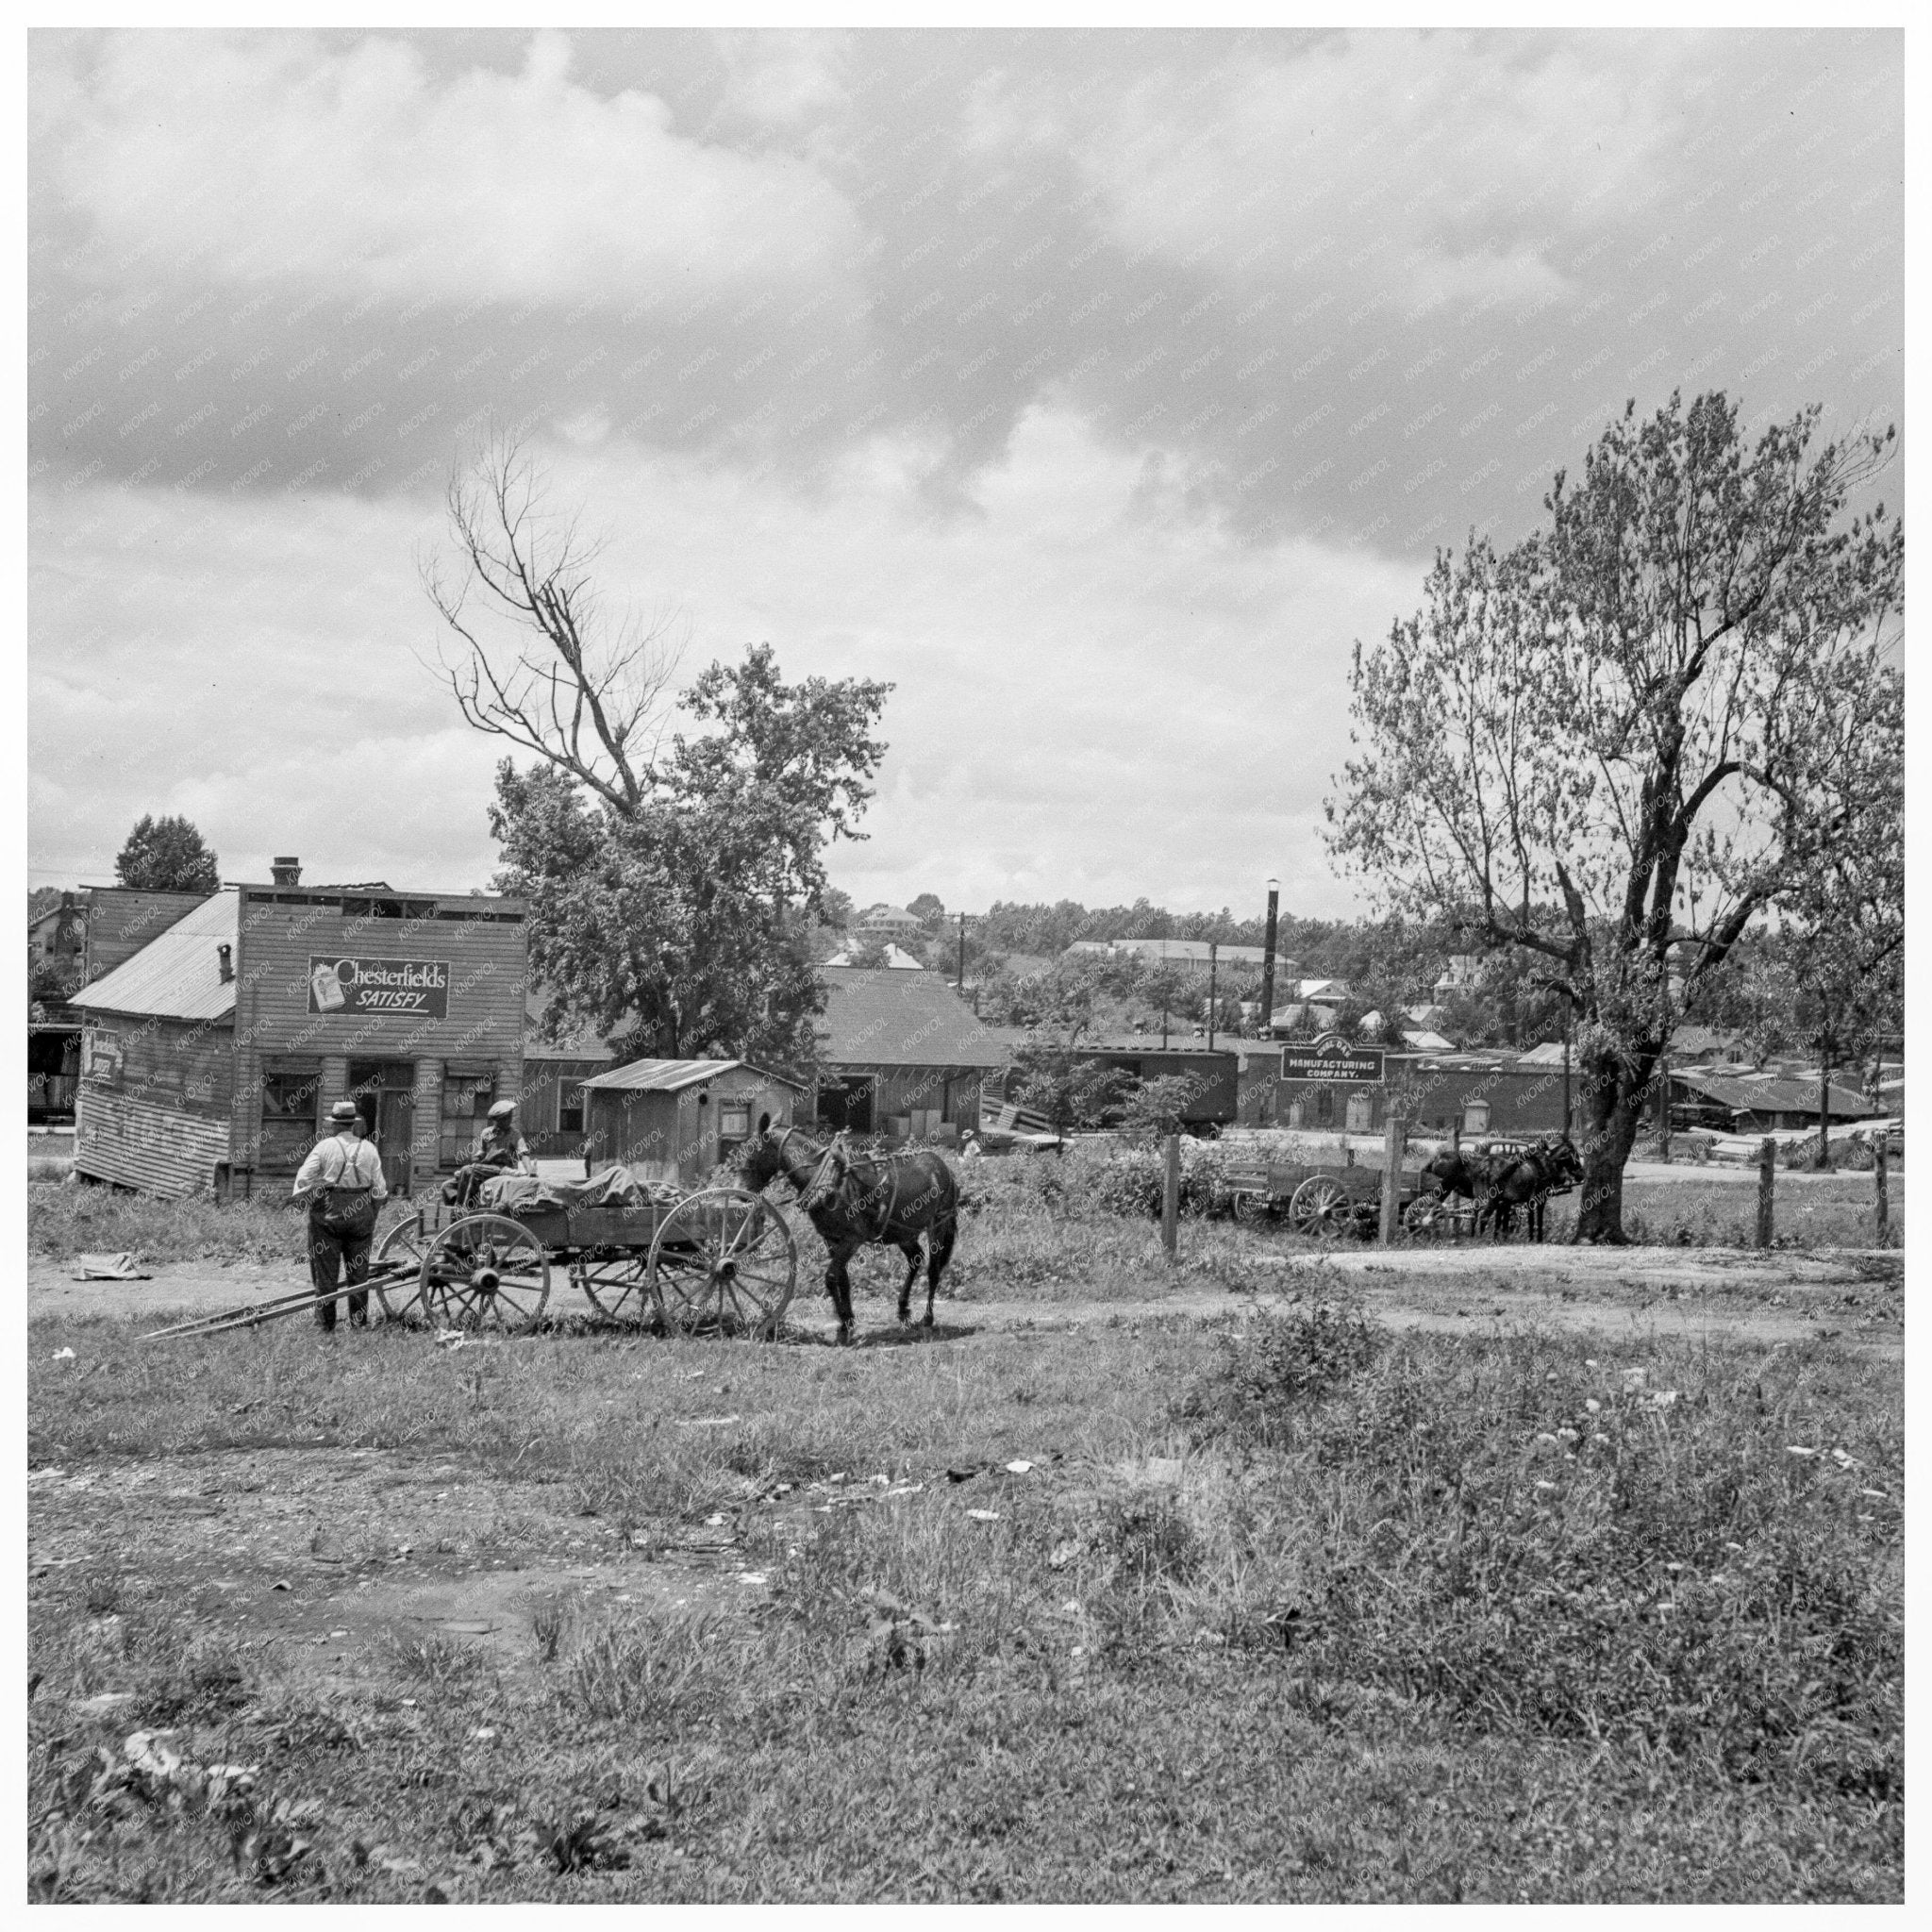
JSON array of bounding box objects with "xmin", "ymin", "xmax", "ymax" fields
[{"xmin": 32, "ymin": 1241, "xmax": 1901, "ymax": 1357}]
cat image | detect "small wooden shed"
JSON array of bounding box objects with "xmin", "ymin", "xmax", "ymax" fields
[{"xmin": 577, "ymin": 1058, "xmax": 805, "ymax": 1187}]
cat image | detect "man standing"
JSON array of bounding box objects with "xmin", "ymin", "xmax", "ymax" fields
[
  {"xmin": 292, "ymin": 1100, "xmax": 388, "ymax": 1331},
  {"xmin": 475, "ymin": 1098, "xmax": 536, "ymax": 1174}
]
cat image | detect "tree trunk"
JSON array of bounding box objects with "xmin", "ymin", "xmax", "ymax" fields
[
  {"xmin": 1815, "ymin": 1051, "xmax": 1831, "ymax": 1171},
  {"xmin": 1572, "ymin": 1053, "xmax": 1645, "ymax": 1243}
]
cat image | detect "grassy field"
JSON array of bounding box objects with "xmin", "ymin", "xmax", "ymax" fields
[
  {"xmin": 25, "ymin": 1142, "xmax": 1897, "ymax": 1281},
  {"xmin": 28, "ymin": 1284, "xmax": 1902, "ymax": 1902}
]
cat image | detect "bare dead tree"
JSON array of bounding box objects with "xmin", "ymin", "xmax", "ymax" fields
[{"xmin": 419, "ymin": 431, "xmax": 684, "ymax": 814}]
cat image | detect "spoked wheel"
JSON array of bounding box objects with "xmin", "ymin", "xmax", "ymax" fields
[
  {"xmin": 1402, "ymin": 1193, "xmax": 1443, "ymax": 1240},
  {"xmin": 648, "ymin": 1188, "xmax": 797, "ymax": 1340},
  {"xmin": 372, "ymin": 1216, "xmax": 430, "ymax": 1324},
  {"xmin": 421, "ymin": 1213, "xmax": 551, "ymax": 1335},
  {"xmin": 1232, "ymin": 1190, "xmax": 1270, "ymax": 1225},
  {"xmin": 1289, "ymin": 1174, "xmax": 1352, "ymax": 1240},
  {"xmin": 577, "ymin": 1251, "xmax": 652, "ymax": 1324}
]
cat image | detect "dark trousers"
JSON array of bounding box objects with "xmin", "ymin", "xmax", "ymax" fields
[{"xmin": 309, "ymin": 1213, "xmax": 373, "ymax": 1329}]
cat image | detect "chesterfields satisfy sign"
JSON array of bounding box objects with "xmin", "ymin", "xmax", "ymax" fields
[
  {"xmin": 308, "ymin": 956, "xmax": 451, "ymax": 1018},
  {"xmin": 1280, "ymin": 1046, "xmax": 1385, "ymax": 1084}
]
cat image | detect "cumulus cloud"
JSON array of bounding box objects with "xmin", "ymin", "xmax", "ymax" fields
[
  {"xmin": 42, "ymin": 29, "xmax": 863, "ymax": 308},
  {"xmin": 28, "ymin": 27, "xmax": 1902, "ymax": 916}
]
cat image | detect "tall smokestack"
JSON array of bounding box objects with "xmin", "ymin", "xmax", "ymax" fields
[
  {"xmin": 271, "ymin": 857, "xmax": 302, "ymax": 887},
  {"xmin": 1259, "ymin": 877, "xmax": 1280, "ymax": 1036}
]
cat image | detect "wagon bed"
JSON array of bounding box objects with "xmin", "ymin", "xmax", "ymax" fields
[{"xmin": 362, "ymin": 1181, "xmax": 801, "ymax": 1338}]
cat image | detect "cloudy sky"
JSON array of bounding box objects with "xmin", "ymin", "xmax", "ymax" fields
[{"xmin": 28, "ymin": 26, "xmax": 1902, "ymax": 922}]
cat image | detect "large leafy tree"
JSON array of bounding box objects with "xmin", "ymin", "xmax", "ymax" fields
[
  {"xmin": 114, "ymin": 814, "xmax": 219, "ymax": 893},
  {"xmin": 427, "ymin": 437, "xmax": 890, "ymax": 1068},
  {"xmin": 1329, "ymin": 392, "xmax": 1902, "ymax": 1241},
  {"xmin": 1747, "ymin": 789, "xmax": 1903, "ymax": 1162}
]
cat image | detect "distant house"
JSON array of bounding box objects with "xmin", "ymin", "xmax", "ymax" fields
[
  {"xmin": 1432, "ymin": 955, "xmax": 1483, "ymax": 1002},
  {"xmin": 1667, "ymin": 1024, "xmax": 1744, "ymax": 1065},
  {"xmin": 814, "ymin": 966, "xmax": 1010, "ymax": 1141},
  {"xmin": 29, "ymin": 891, "xmax": 88, "ymax": 982},
  {"xmin": 854, "ymin": 904, "xmax": 926, "ymax": 941}
]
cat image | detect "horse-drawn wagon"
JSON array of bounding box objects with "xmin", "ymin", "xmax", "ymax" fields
[
  {"xmin": 1211, "ymin": 1133, "xmax": 1579, "ymax": 1241},
  {"xmin": 146, "ymin": 1170, "xmax": 800, "ymax": 1344}
]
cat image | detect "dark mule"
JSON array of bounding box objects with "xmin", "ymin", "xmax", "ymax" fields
[
  {"xmin": 1477, "ymin": 1135, "xmax": 1584, "ymax": 1241},
  {"xmin": 737, "ymin": 1124, "xmax": 959, "ymax": 1346},
  {"xmin": 1420, "ymin": 1145, "xmax": 1488, "ymax": 1216}
]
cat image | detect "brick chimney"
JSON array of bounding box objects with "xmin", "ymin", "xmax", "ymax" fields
[{"xmin": 270, "ymin": 857, "xmax": 302, "ymax": 887}]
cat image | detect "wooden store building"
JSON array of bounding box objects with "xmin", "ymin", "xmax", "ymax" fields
[{"xmin": 69, "ymin": 860, "xmax": 529, "ymax": 1199}]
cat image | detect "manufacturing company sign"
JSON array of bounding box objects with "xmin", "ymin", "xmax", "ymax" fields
[
  {"xmin": 308, "ymin": 956, "xmax": 451, "ymax": 1018},
  {"xmin": 1280, "ymin": 1045, "xmax": 1385, "ymax": 1085}
]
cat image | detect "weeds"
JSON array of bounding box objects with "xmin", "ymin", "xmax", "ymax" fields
[{"xmin": 28, "ymin": 1295, "xmax": 1903, "ymax": 1901}]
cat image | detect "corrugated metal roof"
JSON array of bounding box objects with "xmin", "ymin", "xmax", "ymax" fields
[
  {"xmin": 68, "ymin": 891, "xmax": 237, "ymax": 1022},
  {"xmin": 579, "ymin": 1057, "xmax": 805, "ymax": 1093},
  {"xmin": 1675, "ymin": 1068, "xmax": 1877, "ymax": 1118},
  {"xmin": 818, "ymin": 967, "xmax": 1011, "ymax": 1069}
]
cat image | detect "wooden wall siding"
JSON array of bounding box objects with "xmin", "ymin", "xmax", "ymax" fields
[
  {"xmin": 75, "ymin": 1086, "xmax": 231, "ymax": 1197},
  {"xmin": 521, "ymin": 1057, "xmax": 610, "ymax": 1157},
  {"xmin": 229, "ymin": 891, "xmax": 526, "ymax": 1181},
  {"xmin": 826, "ymin": 1065, "xmax": 985, "ymax": 1129},
  {"xmin": 411, "ymin": 1058, "xmax": 444, "ymax": 1185},
  {"xmin": 82, "ymin": 890, "xmax": 211, "ymax": 983},
  {"xmin": 587, "ymin": 1070, "xmax": 795, "ymax": 1186},
  {"xmin": 80, "ymin": 1015, "xmax": 235, "ymax": 1122}
]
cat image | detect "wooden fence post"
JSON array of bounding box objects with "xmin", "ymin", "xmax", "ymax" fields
[
  {"xmin": 1161, "ymin": 1131, "xmax": 1180, "ymax": 1263},
  {"xmin": 1380, "ymin": 1109, "xmax": 1403, "ymax": 1245},
  {"xmin": 1874, "ymin": 1138, "xmax": 1889, "ymax": 1242},
  {"xmin": 1757, "ymin": 1138, "xmax": 1776, "ymax": 1249}
]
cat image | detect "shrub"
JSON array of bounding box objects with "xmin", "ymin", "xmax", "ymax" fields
[{"xmin": 1092, "ymin": 1151, "xmax": 1214, "ymax": 1221}]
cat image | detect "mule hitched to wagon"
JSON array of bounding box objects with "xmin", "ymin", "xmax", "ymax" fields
[{"xmin": 1211, "ymin": 1136, "xmax": 1574, "ymax": 1241}]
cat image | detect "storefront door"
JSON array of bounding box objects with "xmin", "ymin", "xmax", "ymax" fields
[{"xmin": 349, "ymin": 1059, "xmax": 415, "ymax": 1195}]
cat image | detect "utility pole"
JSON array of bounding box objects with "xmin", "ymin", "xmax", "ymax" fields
[
  {"xmin": 957, "ymin": 911, "xmax": 966, "ymax": 990},
  {"xmin": 1259, "ymin": 876, "xmax": 1279, "ymax": 1038},
  {"xmin": 1208, "ymin": 941, "xmax": 1218, "ymax": 1052}
]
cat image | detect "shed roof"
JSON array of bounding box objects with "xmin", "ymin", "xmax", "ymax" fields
[
  {"xmin": 1674, "ymin": 1068, "xmax": 1877, "ymax": 1119},
  {"xmin": 67, "ymin": 891, "xmax": 237, "ymax": 1022},
  {"xmin": 818, "ymin": 966, "xmax": 1011, "ymax": 1069},
  {"xmin": 579, "ymin": 1058, "xmax": 806, "ymax": 1093}
]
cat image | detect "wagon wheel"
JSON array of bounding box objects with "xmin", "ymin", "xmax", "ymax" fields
[
  {"xmin": 577, "ymin": 1251, "xmax": 651, "ymax": 1325},
  {"xmin": 1232, "ymin": 1189, "xmax": 1270, "ymax": 1224},
  {"xmin": 1289, "ymin": 1174, "xmax": 1352, "ymax": 1239},
  {"xmin": 648, "ymin": 1188, "xmax": 797, "ymax": 1340},
  {"xmin": 372, "ymin": 1216, "xmax": 429, "ymax": 1324},
  {"xmin": 421, "ymin": 1213, "xmax": 551, "ymax": 1335},
  {"xmin": 1401, "ymin": 1193, "xmax": 1442, "ymax": 1240}
]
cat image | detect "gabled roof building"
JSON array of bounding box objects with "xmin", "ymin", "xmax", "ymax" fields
[{"xmin": 813, "ymin": 965, "xmax": 1010, "ymax": 1142}]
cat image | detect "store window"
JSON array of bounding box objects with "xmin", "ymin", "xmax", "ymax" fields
[
  {"xmin": 259, "ymin": 1066, "xmax": 323, "ymax": 1169},
  {"xmin": 1315, "ymin": 1086, "xmax": 1334, "ymax": 1125}
]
